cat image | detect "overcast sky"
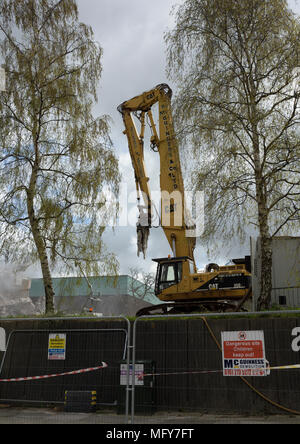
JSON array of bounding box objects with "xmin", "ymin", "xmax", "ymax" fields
[
  {"xmin": 72, "ymin": 0, "xmax": 300, "ymax": 277},
  {"xmin": 77, "ymin": 0, "xmax": 188, "ymax": 276}
]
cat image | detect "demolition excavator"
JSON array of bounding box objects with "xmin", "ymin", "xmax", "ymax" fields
[{"xmin": 118, "ymin": 84, "xmax": 251, "ymax": 316}]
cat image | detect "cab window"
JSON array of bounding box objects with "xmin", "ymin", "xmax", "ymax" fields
[
  {"xmin": 158, "ymin": 262, "xmax": 183, "ymax": 292},
  {"xmin": 161, "ymin": 264, "xmax": 176, "ymax": 282},
  {"xmin": 189, "ymin": 260, "xmax": 194, "ymax": 274}
]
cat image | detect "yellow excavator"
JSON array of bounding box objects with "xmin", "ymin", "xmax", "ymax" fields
[{"xmin": 118, "ymin": 84, "xmax": 251, "ymax": 316}]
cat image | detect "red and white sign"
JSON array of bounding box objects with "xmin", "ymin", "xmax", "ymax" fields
[{"xmin": 222, "ymin": 330, "xmax": 268, "ymax": 377}]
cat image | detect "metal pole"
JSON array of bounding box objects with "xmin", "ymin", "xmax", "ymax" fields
[
  {"xmin": 131, "ymin": 317, "xmax": 138, "ymax": 424},
  {"xmin": 124, "ymin": 316, "xmax": 131, "ymax": 424}
]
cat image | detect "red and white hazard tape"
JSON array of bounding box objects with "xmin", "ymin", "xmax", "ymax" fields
[
  {"xmin": 2, "ymin": 361, "xmax": 299, "ymax": 383},
  {"xmin": 141, "ymin": 363, "xmax": 300, "ymax": 379},
  {"xmin": 0, "ymin": 362, "xmax": 108, "ymax": 383},
  {"xmin": 140, "ymin": 369, "xmax": 222, "ymax": 379},
  {"xmin": 270, "ymin": 364, "xmax": 300, "ymax": 371}
]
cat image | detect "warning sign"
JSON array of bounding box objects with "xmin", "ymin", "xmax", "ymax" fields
[
  {"xmin": 48, "ymin": 334, "xmax": 66, "ymax": 361},
  {"xmin": 120, "ymin": 364, "xmax": 144, "ymax": 386},
  {"xmin": 222, "ymin": 330, "xmax": 268, "ymax": 377}
]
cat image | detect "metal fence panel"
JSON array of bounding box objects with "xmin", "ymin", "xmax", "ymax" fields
[
  {"xmin": 132, "ymin": 313, "xmax": 300, "ymax": 424},
  {"xmin": 0, "ymin": 316, "xmax": 131, "ymax": 424}
]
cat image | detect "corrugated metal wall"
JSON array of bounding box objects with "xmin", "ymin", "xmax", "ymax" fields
[{"xmin": 251, "ymin": 237, "xmax": 300, "ymax": 309}]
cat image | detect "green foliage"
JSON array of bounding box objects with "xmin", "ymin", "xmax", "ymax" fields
[
  {"xmin": 165, "ymin": 0, "xmax": 300, "ymax": 309},
  {"xmin": 0, "ymin": 0, "xmax": 120, "ymax": 311},
  {"xmin": 165, "ymin": 0, "xmax": 300, "ymax": 245}
]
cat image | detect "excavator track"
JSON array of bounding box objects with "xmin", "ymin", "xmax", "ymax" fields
[{"xmin": 136, "ymin": 300, "xmax": 247, "ymax": 317}]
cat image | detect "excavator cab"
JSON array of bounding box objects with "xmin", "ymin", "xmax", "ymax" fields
[
  {"xmin": 154, "ymin": 257, "xmax": 183, "ymax": 296},
  {"xmin": 153, "ymin": 257, "xmax": 193, "ymax": 296}
]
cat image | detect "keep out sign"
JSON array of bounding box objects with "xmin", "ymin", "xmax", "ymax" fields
[{"xmin": 222, "ymin": 330, "xmax": 268, "ymax": 377}]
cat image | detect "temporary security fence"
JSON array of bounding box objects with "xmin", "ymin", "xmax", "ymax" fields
[
  {"xmin": 131, "ymin": 311, "xmax": 300, "ymax": 424},
  {"xmin": 1, "ymin": 312, "xmax": 300, "ymax": 424},
  {"xmin": 0, "ymin": 316, "xmax": 131, "ymax": 424}
]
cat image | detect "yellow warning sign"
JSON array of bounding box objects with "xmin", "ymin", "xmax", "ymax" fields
[{"xmin": 48, "ymin": 334, "xmax": 66, "ymax": 360}]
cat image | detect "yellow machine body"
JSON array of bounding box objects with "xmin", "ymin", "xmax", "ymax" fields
[{"xmin": 118, "ymin": 84, "xmax": 251, "ymax": 314}]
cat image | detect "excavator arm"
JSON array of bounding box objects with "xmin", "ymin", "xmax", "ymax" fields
[
  {"xmin": 118, "ymin": 84, "xmax": 251, "ymax": 315},
  {"xmin": 118, "ymin": 84, "xmax": 196, "ymax": 265}
]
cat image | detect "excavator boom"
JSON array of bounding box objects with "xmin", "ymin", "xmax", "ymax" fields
[{"xmin": 118, "ymin": 84, "xmax": 196, "ymax": 263}]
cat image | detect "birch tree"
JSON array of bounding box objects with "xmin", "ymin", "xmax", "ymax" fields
[
  {"xmin": 0, "ymin": 0, "xmax": 120, "ymax": 313},
  {"xmin": 128, "ymin": 267, "xmax": 156, "ymax": 301},
  {"xmin": 165, "ymin": 0, "xmax": 300, "ymax": 310}
]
